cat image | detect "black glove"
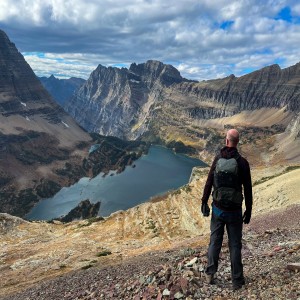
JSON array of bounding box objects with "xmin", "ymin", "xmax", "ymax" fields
[
  {"xmin": 243, "ymin": 210, "xmax": 251, "ymax": 224},
  {"xmin": 201, "ymin": 202, "xmax": 210, "ymax": 217}
]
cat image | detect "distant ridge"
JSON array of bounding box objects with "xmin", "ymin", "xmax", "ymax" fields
[{"xmin": 39, "ymin": 75, "xmax": 85, "ymax": 106}]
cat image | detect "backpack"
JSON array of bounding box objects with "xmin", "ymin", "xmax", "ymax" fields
[{"xmin": 212, "ymin": 155, "xmax": 243, "ymax": 208}]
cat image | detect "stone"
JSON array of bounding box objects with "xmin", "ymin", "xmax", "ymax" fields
[
  {"xmin": 192, "ymin": 269, "xmax": 201, "ymax": 277},
  {"xmin": 185, "ymin": 257, "xmax": 198, "ymax": 267},
  {"xmin": 54, "ymin": 200, "xmax": 101, "ymax": 223},
  {"xmin": 139, "ymin": 276, "xmax": 146, "ymax": 284},
  {"xmin": 156, "ymin": 293, "xmax": 162, "ymax": 300},
  {"xmin": 174, "ymin": 292, "xmax": 184, "ymax": 299},
  {"xmin": 179, "ymin": 277, "xmax": 188, "ymax": 293},
  {"xmin": 286, "ymin": 263, "xmax": 300, "ymax": 271},
  {"xmin": 170, "ymin": 285, "xmax": 181, "ymax": 298},
  {"xmin": 190, "ymin": 278, "xmax": 202, "ymax": 288},
  {"xmin": 198, "ymin": 264, "xmax": 204, "ymax": 272},
  {"xmin": 162, "ymin": 289, "xmax": 170, "ymax": 296},
  {"xmin": 292, "ymin": 244, "xmax": 300, "ymax": 251}
]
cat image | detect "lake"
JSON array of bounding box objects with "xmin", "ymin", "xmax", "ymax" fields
[{"xmin": 26, "ymin": 145, "xmax": 206, "ymax": 220}]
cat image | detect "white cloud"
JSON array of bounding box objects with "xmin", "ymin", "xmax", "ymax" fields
[
  {"xmin": 23, "ymin": 53, "xmax": 97, "ymax": 79},
  {"xmin": 1, "ymin": 0, "xmax": 300, "ymax": 80},
  {"xmin": 293, "ymin": 3, "xmax": 300, "ymax": 15}
]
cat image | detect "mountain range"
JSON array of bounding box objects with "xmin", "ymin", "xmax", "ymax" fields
[
  {"xmin": 0, "ymin": 28, "xmax": 300, "ymax": 300},
  {"xmin": 64, "ymin": 59, "xmax": 300, "ymax": 163},
  {"xmin": 39, "ymin": 75, "xmax": 85, "ymax": 106},
  {"xmin": 1, "ymin": 27, "xmax": 300, "ymax": 218}
]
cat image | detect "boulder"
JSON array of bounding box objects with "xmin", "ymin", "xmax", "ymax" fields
[{"xmin": 54, "ymin": 199, "xmax": 101, "ymax": 223}]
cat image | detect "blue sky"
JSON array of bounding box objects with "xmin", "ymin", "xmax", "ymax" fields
[{"xmin": 1, "ymin": 0, "xmax": 300, "ymax": 80}]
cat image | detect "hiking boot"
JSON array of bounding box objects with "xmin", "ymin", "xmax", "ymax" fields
[
  {"xmin": 232, "ymin": 281, "xmax": 245, "ymax": 291},
  {"xmin": 204, "ymin": 273, "xmax": 214, "ymax": 284},
  {"xmin": 232, "ymin": 284, "xmax": 243, "ymax": 291}
]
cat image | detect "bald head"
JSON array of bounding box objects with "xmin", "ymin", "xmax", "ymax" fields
[{"xmin": 226, "ymin": 129, "xmax": 239, "ymax": 147}]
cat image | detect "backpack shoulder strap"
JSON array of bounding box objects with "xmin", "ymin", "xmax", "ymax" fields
[{"xmin": 234, "ymin": 152, "xmax": 241, "ymax": 161}]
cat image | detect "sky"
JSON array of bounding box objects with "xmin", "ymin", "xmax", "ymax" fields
[{"xmin": 1, "ymin": 0, "xmax": 300, "ymax": 80}]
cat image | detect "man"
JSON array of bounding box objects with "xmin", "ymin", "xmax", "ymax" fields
[{"xmin": 201, "ymin": 129, "xmax": 253, "ymax": 291}]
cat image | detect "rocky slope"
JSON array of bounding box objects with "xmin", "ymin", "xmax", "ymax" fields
[
  {"xmin": 39, "ymin": 75, "xmax": 85, "ymax": 106},
  {"xmin": 0, "ymin": 166, "xmax": 299, "ymax": 299},
  {"xmin": 2, "ymin": 224, "xmax": 299, "ymax": 300}
]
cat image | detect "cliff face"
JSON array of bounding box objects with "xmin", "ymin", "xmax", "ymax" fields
[
  {"xmin": 39, "ymin": 75, "xmax": 85, "ymax": 106},
  {"xmin": 64, "ymin": 60, "xmax": 186, "ymax": 138},
  {"xmin": 0, "ymin": 29, "xmax": 92, "ymax": 216},
  {"xmin": 0, "ymin": 29, "xmax": 88, "ymax": 130},
  {"xmin": 176, "ymin": 63, "xmax": 300, "ymax": 118}
]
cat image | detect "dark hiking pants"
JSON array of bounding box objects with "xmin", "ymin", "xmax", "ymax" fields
[{"xmin": 205, "ymin": 205, "xmax": 245, "ymax": 285}]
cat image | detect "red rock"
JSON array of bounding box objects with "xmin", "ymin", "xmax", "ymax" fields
[
  {"xmin": 292, "ymin": 244, "xmax": 300, "ymax": 251},
  {"xmin": 156, "ymin": 293, "xmax": 162, "ymax": 300},
  {"xmin": 170, "ymin": 284, "xmax": 181, "ymax": 298},
  {"xmin": 179, "ymin": 277, "xmax": 188, "ymax": 293},
  {"xmin": 273, "ymin": 246, "xmax": 282, "ymax": 252},
  {"xmin": 190, "ymin": 278, "xmax": 202, "ymax": 288}
]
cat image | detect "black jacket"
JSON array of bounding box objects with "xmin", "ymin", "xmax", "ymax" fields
[{"xmin": 201, "ymin": 146, "xmax": 253, "ymax": 212}]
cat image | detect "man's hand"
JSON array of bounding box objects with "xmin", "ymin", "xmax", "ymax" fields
[
  {"xmin": 201, "ymin": 202, "xmax": 210, "ymax": 217},
  {"xmin": 243, "ymin": 210, "xmax": 251, "ymax": 224}
]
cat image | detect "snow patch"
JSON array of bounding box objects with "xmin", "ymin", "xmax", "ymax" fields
[
  {"xmin": 26, "ymin": 116, "xmax": 30, "ymax": 121},
  {"xmin": 62, "ymin": 121, "xmax": 70, "ymax": 128},
  {"xmin": 129, "ymin": 79, "xmax": 140, "ymax": 83},
  {"xmin": 89, "ymin": 144, "xmax": 100, "ymax": 154},
  {"xmin": 20, "ymin": 101, "xmax": 27, "ymax": 107}
]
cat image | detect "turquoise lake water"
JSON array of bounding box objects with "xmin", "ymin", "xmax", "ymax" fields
[{"xmin": 26, "ymin": 145, "xmax": 206, "ymax": 220}]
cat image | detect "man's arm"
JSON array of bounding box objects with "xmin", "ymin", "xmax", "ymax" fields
[
  {"xmin": 242, "ymin": 158, "xmax": 253, "ymax": 224},
  {"xmin": 201, "ymin": 156, "xmax": 218, "ymax": 204},
  {"xmin": 242, "ymin": 159, "xmax": 253, "ymax": 212}
]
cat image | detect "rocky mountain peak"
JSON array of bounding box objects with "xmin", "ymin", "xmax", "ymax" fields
[
  {"xmin": 65, "ymin": 60, "xmax": 186, "ymax": 137},
  {"xmin": 129, "ymin": 60, "xmax": 184, "ymax": 87},
  {"xmin": 0, "ymin": 29, "xmax": 15, "ymax": 49},
  {"xmin": 243, "ymin": 63, "xmax": 281, "ymax": 81},
  {"xmin": 0, "ymin": 29, "xmax": 9, "ymax": 44}
]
